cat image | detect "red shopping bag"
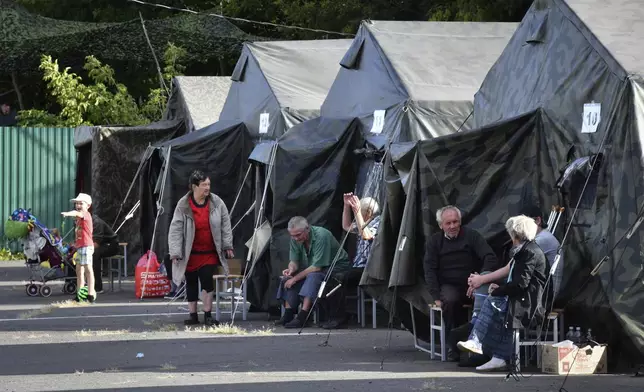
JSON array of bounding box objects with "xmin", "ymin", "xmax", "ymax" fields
[{"xmin": 135, "ymin": 251, "xmax": 171, "ymax": 298}]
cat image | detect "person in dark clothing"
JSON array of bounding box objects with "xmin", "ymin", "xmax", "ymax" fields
[
  {"xmin": 0, "ymin": 103, "xmax": 17, "ymax": 126},
  {"xmin": 423, "ymin": 205, "xmax": 499, "ymax": 361},
  {"xmin": 92, "ymin": 215, "xmax": 120, "ymax": 293}
]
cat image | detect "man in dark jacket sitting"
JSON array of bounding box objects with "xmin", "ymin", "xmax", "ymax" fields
[
  {"xmin": 92, "ymin": 215, "xmax": 120, "ymax": 293},
  {"xmin": 423, "ymin": 205, "xmax": 499, "ymax": 361}
]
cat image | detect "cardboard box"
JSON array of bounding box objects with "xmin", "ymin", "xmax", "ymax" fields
[{"xmin": 541, "ymin": 344, "xmax": 608, "ymax": 375}]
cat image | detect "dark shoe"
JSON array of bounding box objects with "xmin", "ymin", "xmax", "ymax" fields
[
  {"xmin": 203, "ymin": 311, "xmax": 219, "ymax": 327},
  {"xmin": 284, "ymin": 310, "xmax": 308, "ymax": 329},
  {"xmin": 275, "ymin": 308, "xmax": 295, "ymax": 326},
  {"xmin": 184, "ymin": 312, "xmax": 200, "ymax": 326},
  {"xmin": 321, "ymin": 318, "xmax": 348, "ymax": 330},
  {"xmin": 447, "ymin": 348, "xmax": 461, "ymax": 362},
  {"xmin": 459, "ymin": 353, "xmax": 491, "ymax": 368},
  {"xmin": 88, "ymin": 295, "xmax": 96, "ymax": 304}
]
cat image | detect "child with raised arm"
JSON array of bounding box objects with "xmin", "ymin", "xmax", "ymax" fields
[{"xmin": 62, "ymin": 193, "xmax": 96, "ymax": 303}]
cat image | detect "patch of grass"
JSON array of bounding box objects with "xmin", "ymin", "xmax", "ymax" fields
[
  {"xmin": 249, "ymin": 326, "xmax": 275, "ymax": 336},
  {"xmin": 160, "ymin": 363, "xmax": 176, "ymax": 370},
  {"xmin": 158, "ymin": 323, "xmax": 179, "ymax": 332},
  {"xmin": 185, "ymin": 323, "xmax": 276, "ymax": 336},
  {"xmin": 18, "ymin": 299, "xmax": 88, "ymax": 319},
  {"xmin": 75, "ymin": 329, "xmax": 130, "ymax": 337},
  {"xmin": 17, "ymin": 306, "xmax": 53, "ymax": 319},
  {"xmin": 51, "ymin": 299, "xmax": 87, "ymax": 308},
  {"xmin": 186, "ymin": 323, "xmax": 248, "ymax": 335}
]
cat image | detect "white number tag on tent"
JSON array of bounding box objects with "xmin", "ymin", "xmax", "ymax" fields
[
  {"xmin": 259, "ymin": 113, "xmax": 270, "ymax": 134},
  {"xmin": 581, "ymin": 102, "xmax": 601, "ymax": 133},
  {"xmin": 370, "ymin": 110, "xmax": 386, "ymax": 134}
]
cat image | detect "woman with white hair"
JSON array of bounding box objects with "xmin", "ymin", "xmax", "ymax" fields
[
  {"xmin": 457, "ymin": 215, "xmax": 547, "ymax": 371},
  {"xmin": 321, "ymin": 193, "xmax": 381, "ymax": 329}
]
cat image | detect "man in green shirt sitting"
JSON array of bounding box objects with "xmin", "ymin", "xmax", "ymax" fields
[{"xmin": 276, "ymin": 216, "xmax": 350, "ymax": 328}]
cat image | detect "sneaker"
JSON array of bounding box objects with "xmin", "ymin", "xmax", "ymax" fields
[
  {"xmin": 96, "ymin": 290, "xmax": 105, "ymax": 294},
  {"xmin": 476, "ymin": 356, "xmax": 507, "ymax": 371},
  {"xmin": 88, "ymin": 295, "xmax": 96, "ymax": 304},
  {"xmin": 457, "ymin": 340, "xmax": 483, "ymax": 355}
]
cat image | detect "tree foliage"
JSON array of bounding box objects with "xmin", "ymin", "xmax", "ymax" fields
[
  {"xmin": 427, "ymin": 0, "xmax": 533, "ymax": 22},
  {"xmin": 5, "ymin": 0, "xmax": 534, "ymax": 122},
  {"xmin": 18, "ymin": 43, "xmax": 187, "ymax": 127}
]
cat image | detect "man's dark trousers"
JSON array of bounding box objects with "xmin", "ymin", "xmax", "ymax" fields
[
  {"xmin": 93, "ymin": 241, "xmax": 120, "ymax": 292},
  {"xmin": 439, "ymin": 284, "xmax": 471, "ymax": 352}
]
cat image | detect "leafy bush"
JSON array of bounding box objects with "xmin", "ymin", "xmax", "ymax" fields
[
  {"xmin": 0, "ymin": 248, "xmax": 25, "ymax": 261},
  {"xmin": 17, "ymin": 43, "xmax": 187, "ymax": 127}
]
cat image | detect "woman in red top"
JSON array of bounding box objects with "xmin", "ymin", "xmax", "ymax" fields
[{"xmin": 168, "ymin": 171, "xmax": 235, "ymax": 326}]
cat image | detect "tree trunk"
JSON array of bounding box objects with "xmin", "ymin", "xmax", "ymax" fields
[{"xmin": 11, "ymin": 72, "xmax": 24, "ymax": 110}]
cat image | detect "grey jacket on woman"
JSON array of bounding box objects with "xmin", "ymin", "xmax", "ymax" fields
[{"xmin": 168, "ymin": 192, "xmax": 233, "ymax": 286}]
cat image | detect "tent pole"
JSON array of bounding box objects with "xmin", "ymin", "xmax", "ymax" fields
[
  {"xmin": 112, "ymin": 144, "xmax": 154, "ymax": 229},
  {"xmin": 140, "ymin": 145, "xmax": 172, "ymax": 301},
  {"xmin": 230, "ymin": 144, "xmax": 277, "ymax": 323},
  {"xmin": 231, "ymin": 201, "xmax": 256, "ymax": 232},
  {"xmin": 229, "ymin": 164, "xmax": 252, "ymax": 217}
]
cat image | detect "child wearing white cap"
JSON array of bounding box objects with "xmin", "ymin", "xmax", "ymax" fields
[{"xmin": 62, "ymin": 193, "xmax": 96, "ymax": 302}]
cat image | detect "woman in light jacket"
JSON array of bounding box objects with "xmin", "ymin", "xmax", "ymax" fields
[{"xmin": 168, "ymin": 170, "xmax": 234, "ymax": 326}]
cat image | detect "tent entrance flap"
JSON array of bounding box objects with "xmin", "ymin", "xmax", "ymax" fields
[
  {"xmin": 231, "ymin": 143, "xmax": 277, "ymax": 323},
  {"xmin": 140, "ymin": 145, "xmax": 172, "ymax": 301},
  {"xmin": 111, "ymin": 144, "xmax": 155, "ymax": 230}
]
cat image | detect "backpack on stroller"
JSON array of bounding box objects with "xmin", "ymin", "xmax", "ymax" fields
[{"xmin": 4, "ymin": 208, "xmax": 77, "ymax": 297}]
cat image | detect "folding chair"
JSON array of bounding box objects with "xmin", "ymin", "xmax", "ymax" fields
[
  {"xmin": 357, "ymin": 287, "xmax": 377, "ymax": 328},
  {"xmin": 213, "ymin": 259, "xmax": 248, "ymax": 321}
]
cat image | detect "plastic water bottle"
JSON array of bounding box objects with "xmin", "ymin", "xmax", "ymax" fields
[
  {"xmin": 574, "ymin": 327, "xmax": 583, "ymax": 344},
  {"xmin": 566, "ymin": 326, "xmax": 575, "ymax": 342}
]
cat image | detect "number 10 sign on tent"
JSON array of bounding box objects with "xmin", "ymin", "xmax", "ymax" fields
[{"xmin": 581, "ymin": 102, "xmax": 601, "ymax": 133}]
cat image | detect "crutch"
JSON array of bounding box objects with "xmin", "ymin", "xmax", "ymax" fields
[
  {"xmin": 546, "ymin": 205, "xmax": 557, "ymax": 230},
  {"xmin": 550, "ymin": 207, "xmax": 565, "ymax": 234}
]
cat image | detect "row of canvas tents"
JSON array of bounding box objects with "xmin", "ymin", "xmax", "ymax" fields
[{"xmin": 74, "ymin": 0, "xmax": 644, "ymax": 367}]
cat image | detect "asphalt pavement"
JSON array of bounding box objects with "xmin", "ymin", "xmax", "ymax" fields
[{"xmin": 0, "ymin": 261, "xmax": 641, "ymax": 392}]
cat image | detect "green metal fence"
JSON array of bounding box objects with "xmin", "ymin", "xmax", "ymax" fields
[{"xmin": 1, "ymin": 127, "xmax": 77, "ymax": 251}]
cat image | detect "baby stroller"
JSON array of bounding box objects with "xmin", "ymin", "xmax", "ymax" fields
[{"xmin": 4, "ymin": 208, "xmax": 77, "ymax": 297}]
